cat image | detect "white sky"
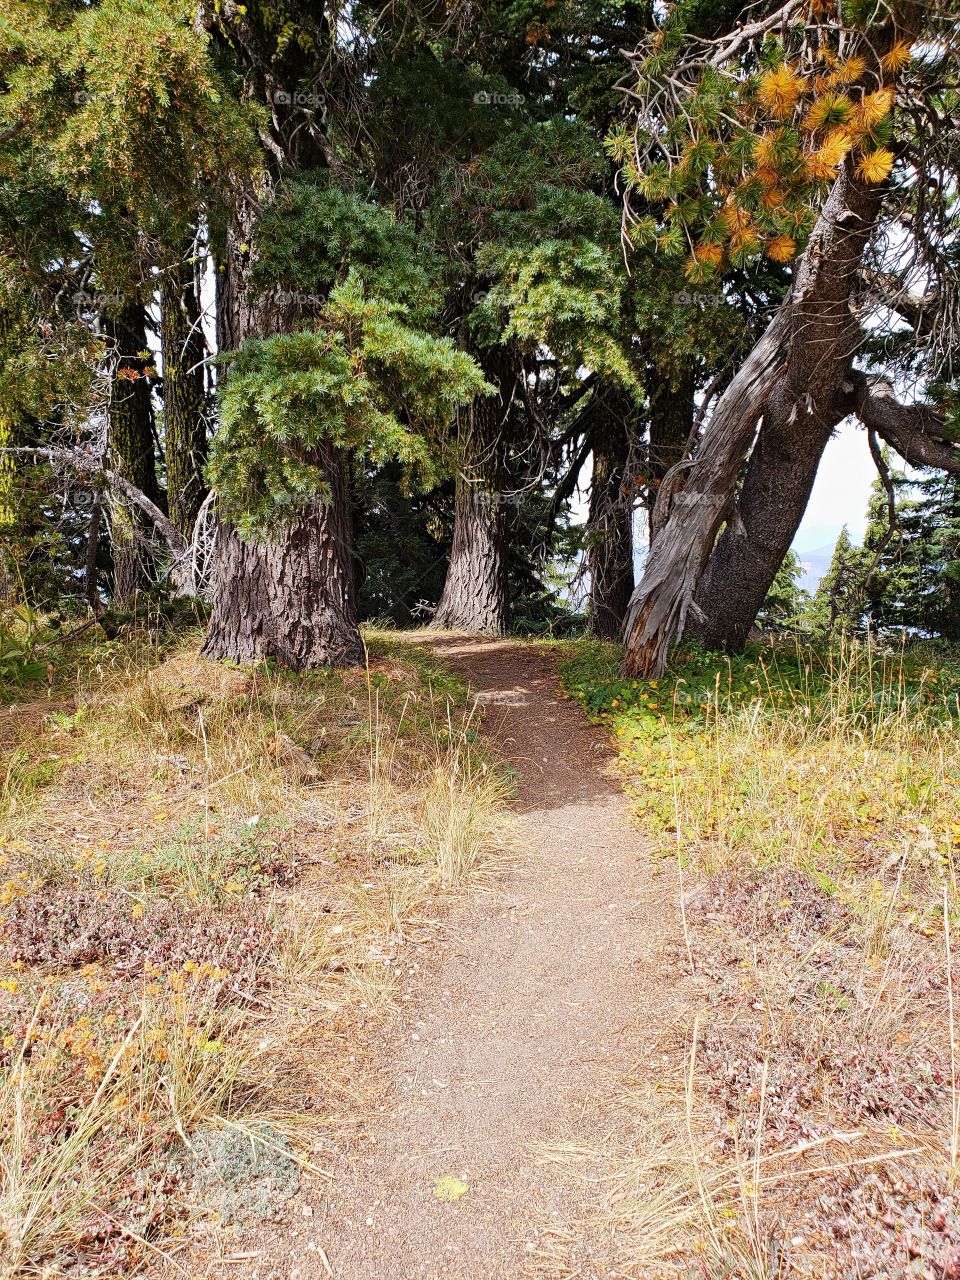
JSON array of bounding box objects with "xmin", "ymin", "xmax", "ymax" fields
[{"xmin": 793, "ymin": 422, "xmax": 877, "ymax": 553}]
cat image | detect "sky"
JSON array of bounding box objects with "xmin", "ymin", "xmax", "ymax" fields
[{"xmin": 792, "ymin": 422, "xmax": 877, "ymax": 555}]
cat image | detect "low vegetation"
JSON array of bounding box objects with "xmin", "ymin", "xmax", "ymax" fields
[
  {"xmin": 0, "ymin": 623, "xmax": 508, "ymax": 1276},
  {"xmin": 559, "ymin": 636, "xmax": 960, "ymax": 1278}
]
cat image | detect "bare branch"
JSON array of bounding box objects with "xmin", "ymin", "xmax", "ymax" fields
[{"xmin": 850, "ymin": 374, "xmax": 960, "ymax": 473}]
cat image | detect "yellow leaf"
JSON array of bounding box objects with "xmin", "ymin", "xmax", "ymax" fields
[
  {"xmin": 802, "ymin": 92, "xmax": 854, "ymax": 133},
  {"xmin": 434, "ymin": 1175, "xmax": 469, "ymax": 1202},
  {"xmin": 804, "ymin": 127, "xmax": 854, "ymax": 181},
  {"xmin": 854, "ymin": 87, "xmax": 895, "ymax": 131},
  {"xmin": 833, "ymin": 55, "xmax": 867, "ymax": 85},
  {"xmin": 856, "ymin": 147, "xmax": 895, "ymax": 184},
  {"xmin": 695, "ymin": 242, "xmax": 724, "ymax": 267}
]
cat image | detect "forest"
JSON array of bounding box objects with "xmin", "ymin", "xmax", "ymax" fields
[{"xmin": 2, "ymin": 0, "xmax": 960, "ymax": 1277}]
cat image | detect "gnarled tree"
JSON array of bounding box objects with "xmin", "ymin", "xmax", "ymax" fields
[{"xmin": 614, "ymin": 0, "xmax": 960, "ymax": 675}]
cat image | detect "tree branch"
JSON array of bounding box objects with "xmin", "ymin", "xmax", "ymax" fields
[
  {"xmin": 849, "ymin": 373, "xmax": 960, "ymax": 473},
  {"xmin": 6, "ymin": 446, "xmax": 198, "ymax": 594}
]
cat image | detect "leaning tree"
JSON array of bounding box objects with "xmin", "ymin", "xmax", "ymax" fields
[{"xmin": 612, "ymin": 0, "xmax": 960, "ymax": 676}]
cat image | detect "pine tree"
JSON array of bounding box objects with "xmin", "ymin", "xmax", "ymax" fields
[
  {"xmin": 808, "ymin": 527, "xmax": 867, "ymax": 636},
  {"xmin": 617, "ymin": 0, "xmax": 960, "ymax": 675}
]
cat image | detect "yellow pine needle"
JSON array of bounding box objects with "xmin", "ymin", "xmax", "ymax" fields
[
  {"xmin": 833, "ymin": 54, "xmax": 867, "ymax": 84},
  {"xmin": 856, "ymin": 147, "xmax": 895, "ymax": 183},
  {"xmin": 765, "ymin": 234, "xmax": 796, "ymax": 263},
  {"xmin": 880, "ymin": 38, "xmax": 912, "ymax": 75},
  {"xmin": 854, "ymin": 87, "xmax": 895, "ymax": 131},
  {"xmin": 757, "ymin": 64, "xmax": 804, "ymax": 119},
  {"xmin": 802, "ymin": 92, "xmax": 854, "ymax": 133}
]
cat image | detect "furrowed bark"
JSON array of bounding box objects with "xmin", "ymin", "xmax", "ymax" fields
[
  {"xmin": 620, "ymin": 306, "xmax": 790, "ymax": 676},
  {"xmin": 431, "ymin": 355, "xmax": 511, "ymax": 636},
  {"xmin": 622, "ymin": 154, "xmax": 886, "ymax": 676},
  {"xmin": 201, "ymin": 186, "xmax": 364, "ymax": 669},
  {"xmin": 689, "ymin": 388, "xmax": 845, "ymax": 651},
  {"xmin": 203, "ymin": 441, "xmax": 363, "ymax": 667}
]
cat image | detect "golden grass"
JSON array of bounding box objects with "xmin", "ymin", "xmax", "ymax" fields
[
  {"xmin": 553, "ymin": 637, "xmax": 960, "ymax": 1277},
  {"xmin": 0, "ymin": 626, "xmax": 510, "ymax": 1276}
]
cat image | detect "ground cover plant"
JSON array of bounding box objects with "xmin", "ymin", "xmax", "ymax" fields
[
  {"xmin": 557, "ymin": 636, "xmax": 960, "ymax": 1278},
  {"xmin": 0, "ymin": 622, "xmax": 509, "ymax": 1276}
]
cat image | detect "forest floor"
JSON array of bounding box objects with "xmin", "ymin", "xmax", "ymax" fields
[{"xmin": 208, "ymin": 633, "xmax": 681, "ymax": 1280}]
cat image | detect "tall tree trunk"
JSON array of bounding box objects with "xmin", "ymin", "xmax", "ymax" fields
[
  {"xmin": 647, "ymin": 366, "xmax": 695, "ymax": 543},
  {"xmin": 160, "ymin": 254, "xmax": 208, "ymax": 536},
  {"xmin": 201, "ymin": 188, "xmax": 364, "ymax": 669},
  {"xmin": 0, "ymin": 310, "xmax": 17, "ymax": 604},
  {"xmin": 622, "ymin": 156, "xmax": 885, "ymax": 677},
  {"xmin": 431, "ymin": 356, "xmax": 511, "ymax": 635},
  {"xmin": 105, "ymin": 303, "xmax": 159, "ymax": 602},
  {"xmin": 586, "ymin": 386, "xmax": 635, "ymax": 639},
  {"xmin": 688, "ymin": 391, "xmax": 845, "ymax": 651}
]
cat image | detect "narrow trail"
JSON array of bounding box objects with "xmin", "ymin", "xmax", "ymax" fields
[{"xmin": 256, "ymin": 637, "xmax": 679, "ymax": 1279}]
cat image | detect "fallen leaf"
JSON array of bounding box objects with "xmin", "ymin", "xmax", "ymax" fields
[{"xmin": 433, "ymin": 1175, "xmax": 469, "ymax": 1203}]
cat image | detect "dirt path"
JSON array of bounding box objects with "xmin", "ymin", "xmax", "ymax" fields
[{"xmin": 253, "ymin": 637, "xmax": 678, "ymax": 1279}]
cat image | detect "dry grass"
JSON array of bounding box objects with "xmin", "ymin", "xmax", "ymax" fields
[
  {"xmin": 0, "ymin": 625, "xmax": 510, "ymax": 1276},
  {"xmin": 557, "ymin": 637, "xmax": 960, "ymax": 1278}
]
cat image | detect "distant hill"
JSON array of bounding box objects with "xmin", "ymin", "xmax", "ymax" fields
[{"xmin": 796, "ymin": 544, "xmax": 836, "ymax": 593}]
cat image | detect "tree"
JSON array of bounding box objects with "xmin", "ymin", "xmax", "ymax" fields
[
  {"xmin": 204, "ymin": 278, "xmax": 486, "ymax": 663},
  {"xmin": 104, "ymin": 302, "xmax": 159, "ymax": 600},
  {"xmin": 807, "ymin": 528, "xmax": 867, "ymax": 636},
  {"xmin": 160, "ymin": 248, "xmax": 208, "ymax": 536},
  {"xmin": 755, "ymin": 548, "xmax": 810, "ymax": 633},
  {"xmin": 583, "ymin": 384, "xmax": 638, "ymax": 639},
  {"xmin": 616, "ymin": 0, "xmax": 960, "ymax": 675},
  {"xmin": 861, "ymin": 468, "xmax": 960, "ymax": 641}
]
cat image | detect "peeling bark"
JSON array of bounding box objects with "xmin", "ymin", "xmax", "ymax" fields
[{"xmin": 622, "ymin": 155, "xmax": 886, "ymax": 676}]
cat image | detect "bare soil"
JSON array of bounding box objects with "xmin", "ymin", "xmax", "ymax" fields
[{"xmin": 215, "ymin": 636, "xmax": 680, "ymax": 1280}]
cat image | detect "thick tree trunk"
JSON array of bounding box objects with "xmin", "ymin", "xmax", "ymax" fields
[
  {"xmin": 105, "ymin": 303, "xmax": 160, "ymax": 602},
  {"xmin": 586, "ymin": 386, "xmax": 635, "ymax": 639},
  {"xmin": 689, "ymin": 390, "xmax": 845, "ymax": 651},
  {"xmin": 202, "ymin": 440, "xmax": 363, "ymax": 667},
  {"xmin": 621, "ymin": 307, "xmax": 790, "ymax": 675},
  {"xmin": 202, "ymin": 186, "xmax": 364, "ymax": 669},
  {"xmin": 160, "ymin": 255, "xmax": 208, "ymax": 535},
  {"xmin": 431, "ymin": 359, "xmax": 511, "ymax": 635},
  {"xmin": 622, "ymin": 156, "xmax": 885, "ymax": 677}
]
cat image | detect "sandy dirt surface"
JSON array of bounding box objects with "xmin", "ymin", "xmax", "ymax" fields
[{"xmin": 213, "ymin": 636, "xmax": 680, "ymax": 1280}]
